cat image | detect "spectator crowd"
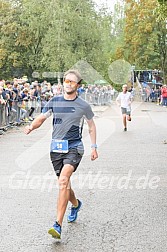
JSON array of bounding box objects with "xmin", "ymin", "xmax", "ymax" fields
[
  {"xmin": 1, "ymin": 75, "xmax": 166, "ymax": 132},
  {"xmin": 0, "ymin": 77, "xmax": 117, "ymax": 130},
  {"xmin": 141, "ymin": 84, "xmax": 167, "ymax": 106}
]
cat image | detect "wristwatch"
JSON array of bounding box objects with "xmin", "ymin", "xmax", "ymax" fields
[{"xmin": 91, "ymin": 144, "xmax": 98, "ymax": 149}]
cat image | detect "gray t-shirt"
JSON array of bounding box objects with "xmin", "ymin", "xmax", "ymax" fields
[{"xmin": 42, "ymin": 95, "xmax": 94, "ymax": 152}]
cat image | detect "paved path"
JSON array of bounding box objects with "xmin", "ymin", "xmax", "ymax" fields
[{"xmin": 0, "ymin": 102, "xmax": 167, "ymax": 252}]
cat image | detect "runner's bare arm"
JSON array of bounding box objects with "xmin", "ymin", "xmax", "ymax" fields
[
  {"xmin": 24, "ymin": 113, "xmax": 47, "ymax": 135},
  {"xmin": 86, "ymin": 118, "xmax": 98, "ymax": 160}
]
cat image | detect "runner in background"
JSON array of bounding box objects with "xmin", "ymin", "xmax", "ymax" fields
[{"xmin": 116, "ymin": 84, "xmax": 133, "ymax": 131}]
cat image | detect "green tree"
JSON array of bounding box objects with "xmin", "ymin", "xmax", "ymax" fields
[
  {"xmin": 41, "ymin": 0, "xmax": 111, "ymax": 78},
  {"xmin": 0, "ymin": 0, "xmax": 114, "ymax": 81},
  {"xmin": 157, "ymin": 0, "xmax": 167, "ymax": 20},
  {"xmin": 109, "ymin": 0, "xmax": 125, "ymax": 61},
  {"xmin": 15, "ymin": 0, "xmax": 51, "ymax": 76},
  {"xmin": 114, "ymin": 0, "xmax": 167, "ymax": 82},
  {"xmin": 0, "ymin": 0, "xmax": 20, "ymax": 78}
]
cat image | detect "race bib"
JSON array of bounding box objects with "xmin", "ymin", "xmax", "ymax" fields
[{"xmin": 51, "ymin": 139, "xmax": 69, "ymax": 153}]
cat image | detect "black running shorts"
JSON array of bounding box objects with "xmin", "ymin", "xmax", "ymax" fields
[{"xmin": 50, "ymin": 148, "xmax": 83, "ymax": 176}]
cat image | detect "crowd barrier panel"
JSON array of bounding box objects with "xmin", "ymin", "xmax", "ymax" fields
[
  {"xmin": 0, "ymin": 104, "xmax": 6, "ymax": 129},
  {"xmin": 80, "ymin": 92, "xmax": 115, "ymax": 105},
  {"xmin": 0, "ymin": 99, "xmax": 43, "ymax": 131},
  {"xmin": 0, "ymin": 91, "xmax": 125, "ymax": 131}
]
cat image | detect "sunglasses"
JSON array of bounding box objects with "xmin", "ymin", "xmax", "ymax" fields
[{"xmin": 64, "ymin": 79, "xmax": 77, "ymax": 85}]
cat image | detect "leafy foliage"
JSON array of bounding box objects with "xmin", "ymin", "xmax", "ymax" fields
[
  {"xmin": 113, "ymin": 0, "xmax": 167, "ymax": 83},
  {"xmin": 0, "ymin": 0, "xmax": 166, "ymax": 84}
]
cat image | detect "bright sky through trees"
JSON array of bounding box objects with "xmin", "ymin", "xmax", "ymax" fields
[{"xmin": 93, "ymin": 0, "xmax": 119, "ymax": 11}]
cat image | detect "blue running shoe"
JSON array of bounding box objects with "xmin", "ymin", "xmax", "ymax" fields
[
  {"xmin": 67, "ymin": 199, "xmax": 82, "ymax": 223},
  {"xmin": 48, "ymin": 221, "xmax": 61, "ymax": 239}
]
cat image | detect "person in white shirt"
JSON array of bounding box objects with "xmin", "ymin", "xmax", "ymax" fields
[{"xmin": 116, "ymin": 84, "xmax": 133, "ymax": 131}]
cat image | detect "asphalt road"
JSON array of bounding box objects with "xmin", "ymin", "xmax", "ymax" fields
[{"xmin": 0, "ymin": 101, "xmax": 167, "ymax": 252}]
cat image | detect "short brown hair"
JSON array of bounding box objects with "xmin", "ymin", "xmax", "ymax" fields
[{"xmin": 64, "ymin": 69, "xmax": 82, "ymax": 84}]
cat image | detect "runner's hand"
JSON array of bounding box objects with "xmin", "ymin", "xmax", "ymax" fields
[
  {"xmin": 24, "ymin": 125, "xmax": 33, "ymax": 135},
  {"xmin": 91, "ymin": 149, "xmax": 98, "ymax": 161}
]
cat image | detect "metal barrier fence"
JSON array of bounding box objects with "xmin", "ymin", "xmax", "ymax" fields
[
  {"xmin": 80, "ymin": 92, "xmax": 116, "ymax": 105},
  {"xmin": 0, "ymin": 100, "xmax": 41, "ymax": 133},
  {"xmin": 0, "ymin": 93, "xmax": 116, "ymax": 132},
  {"xmin": 0, "ymin": 104, "xmax": 7, "ymax": 129},
  {"xmin": 0, "ymin": 90, "xmax": 145, "ymax": 134},
  {"xmin": 0, "ymin": 103, "xmax": 18, "ymax": 129}
]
